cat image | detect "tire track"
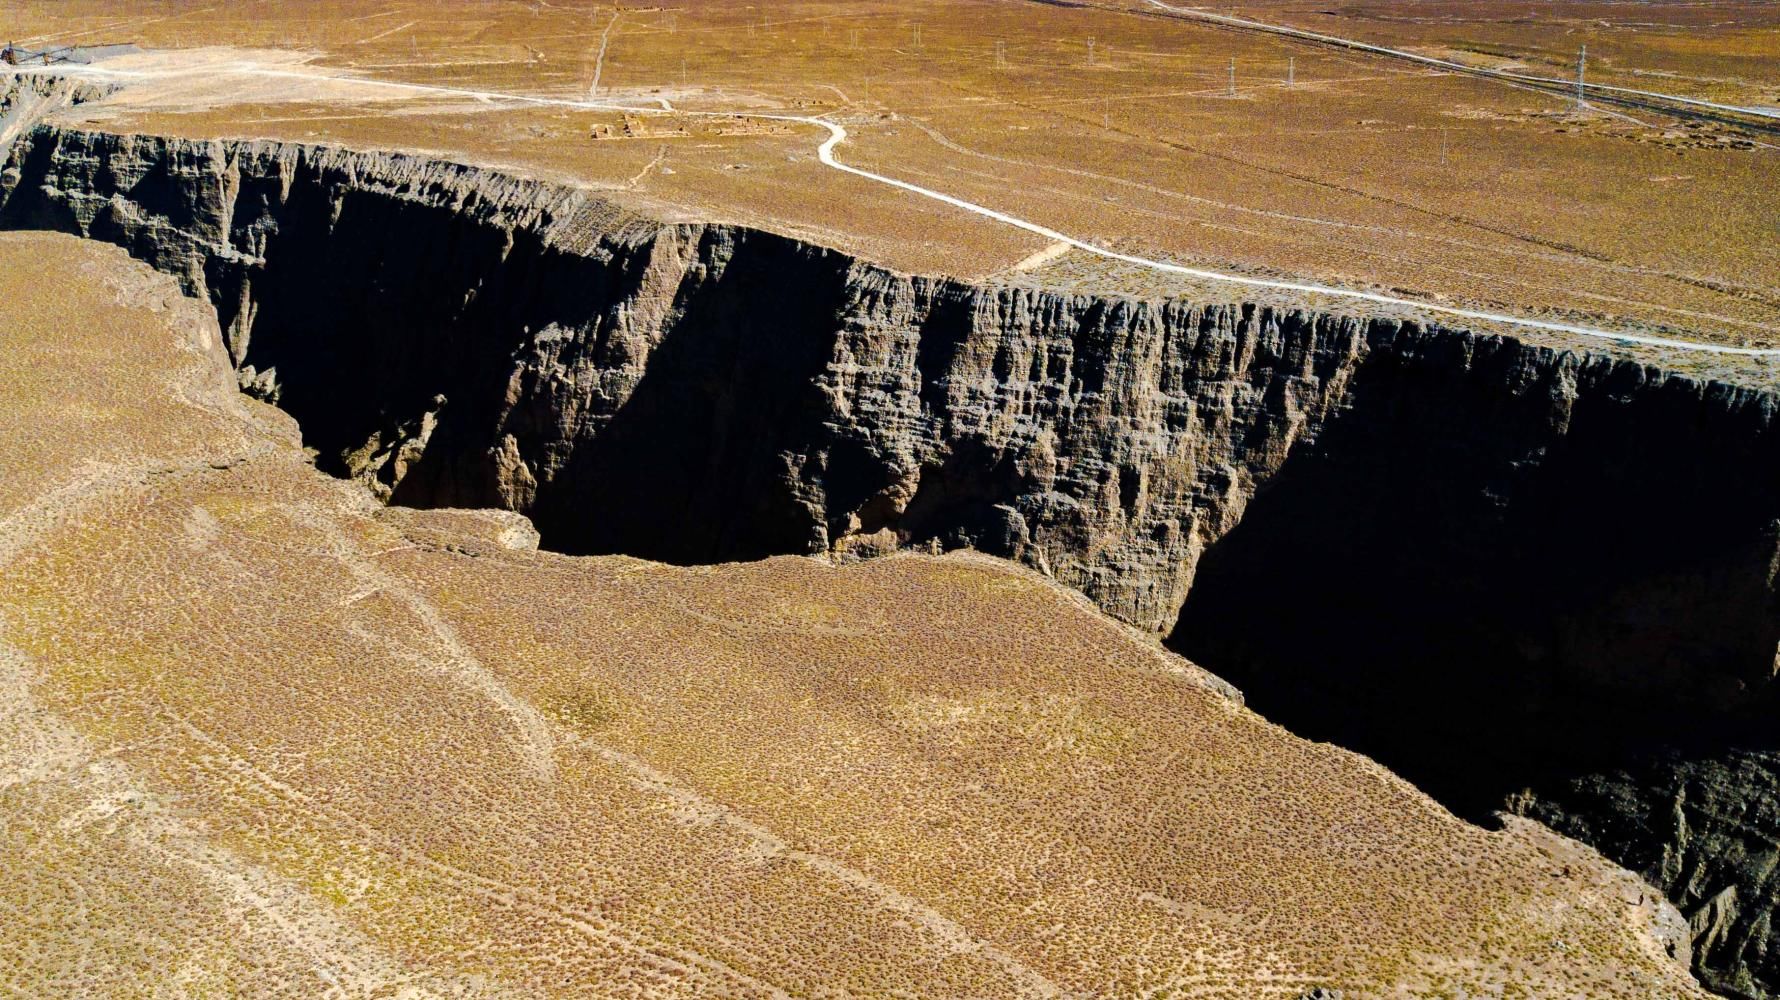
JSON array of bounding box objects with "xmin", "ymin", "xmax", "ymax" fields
[
  {"xmin": 600, "ymin": 746, "xmax": 1068, "ymax": 999},
  {"xmin": 161, "ymin": 710, "xmax": 796, "ymax": 998},
  {"xmin": 288, "ymin": 508, "xmax": 559, "ymax": 784},
  {"xmin": 587, "ymin": 10, "xmax": 619, "ymax": 99}
]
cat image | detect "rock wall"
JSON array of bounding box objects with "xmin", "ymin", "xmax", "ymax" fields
[
  {"xmin": 0, "ymin": 124, "xmax": 1376, "ymax": 630},
  {"xmin": 1161, "ymin": 329, "xmax": 1780, "ymax": 998},
  {"xmin": 1518, "ymin": 752, "xmax": 1780, "ymax": 1000},
  {"xmin": 4, "ymin": 121, "xmax": 1778, "ymax": 996},
  {"xmin": 0, "ymin": 75, "xmax": 109, "ymax": 149},
  {"xmin": 1172, "ymin": 332, "xmax": 1780, "ymax": 802}
]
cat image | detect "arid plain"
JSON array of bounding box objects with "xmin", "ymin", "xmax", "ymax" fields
[{"xmin": 2, "ymin": 0, "xmax": 1777, "ymax": 353}]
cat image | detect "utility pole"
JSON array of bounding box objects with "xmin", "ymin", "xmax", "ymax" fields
[
  {"xmin": 1287, "ymin": 56, "xmax": 1294, "ymax": 87},
  {"xmin": 912, "ymin": 22, "xmax": 922, "ymax": 48},
  {"xmin": 994, "ymin": 40, "xmax": 1007, "ymax": 69},
  {"xmin": 1440, "ymin": 126, "xmax": 1448, "ymax": 165},
  {"xmin": 1228, "ymin": 57, "xmax": 1236, "ymax": 96},
  {"xmin": 1576, "ymin": 44, "xmax": 1587, "ymax": 109},
  {"xmin": 1086, "ymin": 36, "xmax": 1096, "ymax": 66}
]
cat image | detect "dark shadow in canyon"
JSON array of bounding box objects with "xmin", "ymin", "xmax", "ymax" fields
[
  {"xmin": 521, "ymin": 231, "xmax": 853, "ymax": 564},
  {"xmin": 1166, "ymin": 343, "xmax": 1780, "ymax": 820}
]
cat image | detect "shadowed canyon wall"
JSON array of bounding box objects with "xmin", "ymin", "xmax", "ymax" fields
[
  {"xmin": 4, "ymin": 118, "xmax": 1777, "ymax": 997},
  {"xmin": 1164, "ymin": 339, "xmax": 1780, "ymax": 997}
]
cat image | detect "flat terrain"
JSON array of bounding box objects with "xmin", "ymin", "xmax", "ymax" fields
[
  {"xmin": 1183, "ymin": 0, "xmax": 1780, "ymax": 108},
  {"xmin": 1, "ymin": 0, "xmax": 1777, "ymax": 350},
  {"xmin": 0, "ymin": 230, "xmax": 1709, "ymax": 997}
]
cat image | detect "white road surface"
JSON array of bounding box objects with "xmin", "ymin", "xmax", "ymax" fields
[{"xmin": 7, "ymin": 58, "xmax": 1778, "ymax": 357}]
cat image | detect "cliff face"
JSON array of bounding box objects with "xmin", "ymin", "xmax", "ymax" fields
[
  {"xmin": 4, "ymin": 122, "xmax": 1778, "ymax": 996},
  {"xmin": 0, "ymin": 75, "xmax": 109, "ymax": 149},
  {"xmin": 0, "ymin": 125, "xmax": 1373, "ymax": 631},
  {"xmin": 1173, "ymin": 333, "xmax": 1780, "ymax": 806},
  {"xmin": 1163, "ymin": 329, "xmax": 1780, "ymax": 998},
  {"xmin": 1518, "ymin": 752, "xmax": 1780, "ymax": 1000}
]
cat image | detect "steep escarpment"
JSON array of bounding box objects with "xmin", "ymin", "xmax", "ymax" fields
[
  {"xmin": 4, "ymin": 121, "xmax": 1778, "ymax": 996},
  {"xmin": 0, "ymin": 229, "xmax": 1712, "ymax": 1000},
  {"xmin": 1171, "ymin": 334, "xmax": 1780, "ymax": 804},
  {"xmin": 0, "ymin": 124, "xmax": 1369, "ymax": 631}
]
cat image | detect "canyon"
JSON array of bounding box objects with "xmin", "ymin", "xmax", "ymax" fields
[
  {"xmin": 3, "ymin": 71, "xmax": 1777, "ymax": 996},
  {"xmin": 0, "ymin": 227, "xmax": 1710, "ymax": 999}
]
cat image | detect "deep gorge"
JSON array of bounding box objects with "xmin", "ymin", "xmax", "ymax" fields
[{"xmin": 3, "ymin": 113, "xmax": 1777, "ymax": 998}]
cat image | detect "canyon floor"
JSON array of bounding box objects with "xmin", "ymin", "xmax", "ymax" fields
[{"xmin": 0, "ymin": 230, "xmax": 1710, "ymax": 997}]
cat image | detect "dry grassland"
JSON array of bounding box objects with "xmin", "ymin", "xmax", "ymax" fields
[
  {"xmin": 1175, "ymin": 0, "xmax": 1780, "ymax": 108},
  {"xmin": 1, "ymin": 0, "xmax": 1775, "ymax": 349},
  {"xmin": 0, "ymin": 230, "xmax": 1712, "ymax": 997}
]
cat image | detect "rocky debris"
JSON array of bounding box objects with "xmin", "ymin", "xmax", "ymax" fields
[
  {"xmin": 1298, "ymin": 989, "xmax": 1343, "ymax": 1000},
  {"xmin": 236, "ymin": 364, "xmax": 280, "ymax": 404},
  {"xmin": 341, "ymin": 393, "xmax": 447, "ymax": 503},
  {"xmin": 4, "ymin": 121, "xmax": 1779, "ymax": 996}
]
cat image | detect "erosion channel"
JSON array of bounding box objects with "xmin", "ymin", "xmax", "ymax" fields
[{"xmin": 3, "ymin": 104, "xmax": 1777, "ymax": 998}]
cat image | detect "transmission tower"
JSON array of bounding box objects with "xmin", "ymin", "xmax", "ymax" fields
[{"xmin": 1575, "ymin": 44, "xmax": 1588, "ymax": 110}]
